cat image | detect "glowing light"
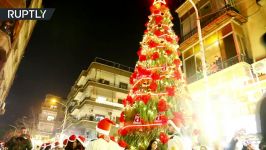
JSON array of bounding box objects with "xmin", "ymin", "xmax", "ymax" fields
[{"xmin": 153, "ymin": 0, "xmax": 166, "ymax": 5}]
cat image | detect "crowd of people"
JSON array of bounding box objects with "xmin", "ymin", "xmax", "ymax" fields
[{"xmin": 1, "ymin": 117, "xmax": 266, "ymax": 150}]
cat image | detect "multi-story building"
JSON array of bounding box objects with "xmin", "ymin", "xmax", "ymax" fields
[
  {"xmin": 0, "ymin": 0, "xmax": 42, "ymax": 114},
  {"xmin": 176, "ymin": 0, "xmax": 266, "ymax": 146},
  {"xmin": 64, "ymin": 58, "xmax": 133, "ymax": 140},
  {"xmin": 34, "ymin": 94, "xmax": 65, "ymax": 145}
]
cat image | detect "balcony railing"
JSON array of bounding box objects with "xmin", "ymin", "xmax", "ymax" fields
[
  {"xmin": 180, "ymin": 5, "xmax": 240, "ymax": 43},
  {"xmin": 186, "ymin": 54, "xmax": 252, "ymax": 84},
  {"xmin": 94, "ymin": 57, "xmax": 134, "ymax": 72}
]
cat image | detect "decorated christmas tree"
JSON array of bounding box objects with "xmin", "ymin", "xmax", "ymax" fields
[{"xmin": 118, "ymin": 0, "xmax": 195, "ymax": 149}]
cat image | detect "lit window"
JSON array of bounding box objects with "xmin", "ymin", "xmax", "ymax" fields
[{"xmin": 47, "ymin": 115, "xmax": 55, "ymax": 121}]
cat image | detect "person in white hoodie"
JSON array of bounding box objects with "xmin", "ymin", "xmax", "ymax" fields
[{"xmin": 86, "ymin": 118, "xmax": 124, "ymax": 150}]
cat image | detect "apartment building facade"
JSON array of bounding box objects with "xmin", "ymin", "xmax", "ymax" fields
[
  {"xmin": 64, "ymin": 58, "xmax": 133, "ymax": 140},
  {"xmin": 33, "ymin": 94, "xmax": 65, "ymax": 145},
  {"xmin": 0, "ymin": 0, "xmax": 42, "ymax": 114},
  {"xmin": 176, "ymin": 0, "xmax": 266, "ymax": 146}
]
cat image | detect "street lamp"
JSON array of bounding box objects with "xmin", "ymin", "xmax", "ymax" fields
[
  {"xmin": 184, "ymin": 0, "xmax": 217, "ymax": 145},
  {"xmin": 51, "ymin": 99, "xmax": 68, "ymax": 142},
  {"xmin": 187, "ymin": 0, "xmax": 208, "ymax": 85}
]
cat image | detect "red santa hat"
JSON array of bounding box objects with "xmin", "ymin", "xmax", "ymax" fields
[
  {"xmin": 54, "ymin": 141, "xmax": 60, "ymax": 147},
  {"xmin": 96, "ymin": 118, "xmax": 115, "ymax": 135},
  {"xmin": 77, "ymin": 135, "xmax": 86, "ymax": 147},
  {"xmin": 68, "ymin": 134, "xmax": 77, "ymax": 142},
  {"xmin": 63, "ymin": 139, "xmax": 68, "ymax": 146},
  {"xmin": 41, "ymin": 143, "xmax": 46, "ymax": 148}
]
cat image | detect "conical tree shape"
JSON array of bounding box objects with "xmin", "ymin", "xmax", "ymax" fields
[{"xmin": 118, "ymin": 1, "xmax": 195, "ymax": 150}]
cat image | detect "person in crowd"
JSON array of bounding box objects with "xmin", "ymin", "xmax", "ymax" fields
[
  {"xmin": 65, "ymin": 135, "xmax": 77, "ymax": 150},
  {"xmin": 65, "ymin": 134, "xmax": 86, "ymax": 150},
  {"xmin": 75, "ymin": 135, "xmax": 86, "ymax": 150},
  {"xmin": 5, "ymin": 127, "xmax": 32, "ymax": 150},
  {"xmin": 146, "ymin": 139, "xmax": 159, "ymax": 150},
  {"xmin": 63, "ymin": 139, "xmax": 68, "ymax": 149},
  {"xmin": 44, "ymin": 143, "xmax": 52, "ymax": 150},
  {"xmin": 86, "ymin": 118, "xmax": 124, "ymax": 150},
  {"xmin": 167, "ymin": 117, "xmax": 192, "ymax": 150}
]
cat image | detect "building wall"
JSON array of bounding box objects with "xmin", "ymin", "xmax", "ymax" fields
[
  {"xmin": 241, "ymin": 0, "xmax": 266, "ymax": 61},
  {"xmin": 176, "ymin": 0, "xmax": 266, "ymax": 146},
  {"xmin": 0, "ymin": 0, "xmax": 42, "ymax": 114},
  {"xmin": 34, "ymin": 94, "xmax": 65, "ymax": 143},
  {"xmin": 65, "ymin": 60, "xmax": 132, "ymax": 140}
]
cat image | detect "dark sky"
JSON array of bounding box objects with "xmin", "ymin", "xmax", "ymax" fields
[{"xmin": 0, "ymin": 0, "xmax": 183, "ymax": 127}]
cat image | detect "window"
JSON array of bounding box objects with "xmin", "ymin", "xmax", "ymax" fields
[
  {"xmin": 199, "ymin": 1, "xmax": 212, "ymax": 21},
  {"xmin": 118, "ymin": 99, "xmax": 123, "ymax": 104},
  {"xmin": 98, "ymin": 78, "xmax": 110, "ymax": 85},
  {"xmin": 181, "ymin": 13, "xmax": 197, "ymax": 37},
  {"xmin": 223, "ymin": 34, "xmax": 237, "ymax": 59},
  {"xmin": 119, "ymin": 82, "xmax": 128, "ymax": 89},
  {"xmin": 185, "ymin": 56, "xmax": 196, "ymax": 78},
  {"xmin": 47, "ymin": 115, "xmax": 55, "ymax": 121}
]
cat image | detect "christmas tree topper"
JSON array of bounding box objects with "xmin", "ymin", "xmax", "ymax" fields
[{"xmin": 153, "ymin": 0, "xmax": 166, "ymax": 5}]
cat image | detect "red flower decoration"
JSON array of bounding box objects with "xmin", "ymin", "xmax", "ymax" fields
[
  {"xmin": 144, "ymin": 30, "xmax": 148, "ymax": 34},
  {"xmin": 157, "ymin": 99, "xmax": 169, "ymax": 112},
  {"xmin": 130, "ymin": 77, "xmax": 134, "ymax": 85},
  {"xmin": 139, "ymin": 55, "xmax": 147, "ymax": 62},
  {"xmin": 118, "ymin": 128, "xmax": 128, "ymax": 136},
  {"xmin": 141, "ymin": 94, "xmax": 151, "ymax": 104},
  {"xmin": 131, "ymin": 72, "xmax": 137, "ymax": 79},
  {"xmin": 137, "ymin": 66, "xmax": 152, "ymax": 76},
  {"xmin": 173, "ymin": 59, "xmax": 181, "ymax": 67},
  {"xmin": 148, "ymin": 40, "xmax": 159, "ymax": 48},
  {"xmin": 151, "ymin": 72, "xmax": 160, "ymax": 80},
  {"xmin": 160, "ymin": 115, "xmax": 168, "ymax": 124},
  {"xmin": 174, "ymin": 70, "xmax": 181, "ymax": 79},
  {"xmin": 159, "ymin": 132, "xmax": 169, "ymax": 144},
  {"xmin": 110, "ymin": 136, "xmax": 115, "ymax": 142},
  {"xmin": 154, "ymin": 29, "xmax": 163, "ymax": 37},
  {"xmin": 149, "ymin": 81, "xmax": 157, "ymax": 91},
  {"xmin": 165, "ymin": 49, "xmax": 172, "ymax": 55},
  {"xmin": 132, "ymin": 86, "xmax": 138, "ymax": 93},
  {"xmin": 150, "ymin": 5, "xmax": 156, "ymax": 13},
  {"xmin": 118, "ymin": 140, "xmax": 128, "ymax": 148},
  {"xmin": 137, "ymin": 48, "xmax": 142, "ymax": 56},
  {"xmin": 155, "ymin": 16, "xmax": 163, "ymax": 24},
  {"xmin": 126, "ymin": 95, "xmax": 134, "ymax": 105},
  {"xmin": 119, "ymin": 111, "xmax": 125, "ymax": 123},
  {"xmin": 163, "ymin": 26, "xmax": 169, "ymax": 31},
  {"xmin": 165, "ymin": 36, "xmax": 173, "ymax": 43},
  {"xmin": 166, "ymin": 86, "xmax": 175, "ymax": 96},
  {"xmin": 154, "ymin": 10, "xmax": 160, "ymax": 15},
  {"xmin": 145, "ymin": 22, "xmax": 149, "ymax": 27},
  {"xmin": 122, "ymin": 99, "xmax": 127, "ymax": 107},
  {"xmin": 151, "ymin": 52, "xmax": 159, "ymax": 60}
]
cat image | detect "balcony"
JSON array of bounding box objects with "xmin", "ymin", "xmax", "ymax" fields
[
  {"xmin": 179, "ymin": 5, "xmax": 247, "ymax": 46},
  {"xmin": 70, "ymin": 97, "xmax": 123, "ymax": 114},
  {"xmin": 186, "ymin": 54, "xmax": 252, "ymax": 84}
]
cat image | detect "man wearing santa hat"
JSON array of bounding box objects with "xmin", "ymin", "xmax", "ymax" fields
[{"xmin": 86, "ymin": 118, "xmax": 124, "ymax": 150}]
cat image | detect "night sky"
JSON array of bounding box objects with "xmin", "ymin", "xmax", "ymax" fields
[{"xmin": 0, "ymin": 0, "xmax": 183, "ymax": 128}]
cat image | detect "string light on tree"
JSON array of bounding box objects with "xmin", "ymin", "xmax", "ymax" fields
[{"xmin": 118, "ymin": 0, "xmax": 196, "ymax": 150}]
